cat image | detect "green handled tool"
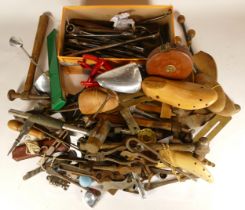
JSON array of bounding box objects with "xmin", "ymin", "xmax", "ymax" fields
[{"xmin": 47, "ymin": 29, "xmax": 66, "ymax": 110}]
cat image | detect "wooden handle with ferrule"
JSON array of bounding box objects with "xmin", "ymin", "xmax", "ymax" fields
[{"xmin": 8, "ymin": 120, "xmax": 45, "ymax": 139}]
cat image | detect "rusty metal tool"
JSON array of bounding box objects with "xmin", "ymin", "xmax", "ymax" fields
[
  {"xmin": 129, "ymin": 105, "xmax": 160, "ymax": 120},
  {"xmin": 45, "ymin": 166, "xmax": 82, "ymax": 189},
  {"xmin": 47, "ymin": 175, "xmax": 70, "ymax": 190},
  {"xmin": 193, "ymin": 115, "xmax": 231, "ymax": 142},
  {"xmin": 8, "ymin": 90, "xmax": 50, "ymax": 101},
  {"xmin": 120, "ymin": 107, "xmax": 140, "ymax": 135},
  {"xmin": 23, "ymin": 166, "xmax": 45, "ymax": 180},
  {"xmin": 131, "ymin": 172, "xmax": 146, "ymax": 199},
  {"xmin": 83, "ymin": 120, "xmax": 111, "ymax": 153},
  {"xmin": 8, "ymin": 109, "xmax": 89, "ymax": 135},
  {"xmin": 93, "ymin": 165, "xmax": 141, "ymax": 175},
  {"xmin": 38, "ymin": 130, "xmax": 69, "ymax": 166},
  {"xmin": 7, "ymin": 13, "xmax": 49, "ymax": 101},
  {"xmin": 145, "ymin": 176, "xmax": 189, "ymax": 191},
  {"xmin": 84, "ymin": 147, "xmax": 133, "ymax": 166},
  {"xmin": 137, "ymin": 9, "xmax": 172, "ymax": 24},
  {"xmin": 68, "ymin": 32, "xmax": 159, "ymax": 56},
  {"xmin": 57, "ymin": 163, "xmax": 92, "ymax": 177},
  {"xmin": 125, "ymin": 138, "xmax": 190, "ymax": 178},
  {"xmin": 101, "ymin": 178, "xmax": 135, "ymax": 191}
]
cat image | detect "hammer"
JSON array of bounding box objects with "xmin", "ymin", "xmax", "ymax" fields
[{"xmin": 7, "ymin": 13, "xmax": 49, "ymax": 101}]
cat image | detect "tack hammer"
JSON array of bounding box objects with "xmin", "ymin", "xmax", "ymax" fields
[{"xmin": 7, "ymin": 13, "xmax": 49, "ymax": 101}]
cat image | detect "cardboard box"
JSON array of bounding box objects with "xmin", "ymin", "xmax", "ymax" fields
[{"xmin": 58, "ymin": 5, "xmax": 175, "ymax": 66}]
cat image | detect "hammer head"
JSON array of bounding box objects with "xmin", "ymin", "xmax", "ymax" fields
[{"xmin": 7, "ymin": 89, "xmax": 18, "ymax": 101}]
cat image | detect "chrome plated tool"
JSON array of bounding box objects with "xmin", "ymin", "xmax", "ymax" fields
[
  {"xmin": 95, "ymin": 63, "xmax": 142, "ymax": 94},
  {"xmin": 9, "ymin": 36, "xmax": 38, "ymax": 66}
]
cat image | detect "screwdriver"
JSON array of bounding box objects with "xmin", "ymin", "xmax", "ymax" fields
[{"xmin": 8, "ymin": 109, "xmax": 89, "ymax": 135}]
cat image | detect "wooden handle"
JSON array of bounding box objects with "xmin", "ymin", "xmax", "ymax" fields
[
  {"xmin": 195, "ymin": 73, "xmax": 226, "ymax": 113},
  {"xmin": 8, "ymin": 120, "xmax": 45, "ymax": 139},
  {"xmin": 160, "ymin": 103, "xmax": 172, "ymax": 119},
  {"xmin": 187, "ymin": 29, "xmax": 196, "ymax": 47},
  {"xmin": 136, "ymin": 103, "xmax": 161, "ymax": 114},
  {"xmin": 152, "ymin": 143, "xmax": 195, "ymax": 152},
  {"xmin": 12, "ymin": 139, "xmax": 68, "ymax": 161},
  {"xmin": 193, "ymin": 51, "xmax": 218, "ymax": 81},
  {"xmin": 96, "ymin": 113, "xmax": 172, "ymax": 131},
  {"xmin": 217, "ymin": 95, "xmax": 241, "ymax": 117},
  {"xmin": 159, "ymin": 150, "xmax": 213, "ymax": 183},
  {"xmin": 23, "ymin": 13, "xmax": 49, "ymax": 93},
  {"xmin": 174, "ymin": 36, "xmax": 182, "ymax": 45},
  {"xmin": 187, "ymin": 29, "xmax": 196, "ymax": 39},
  {"xmin": 177, "ymin": 15, "xmax": 185, "ymax": 24},
  {"xmin": 85, "ymin": 120, "xmax": 111, "ymax": 153},
  {"xmin": 142, "ymin": 77, "xmax": 218, "ymax": 110}
]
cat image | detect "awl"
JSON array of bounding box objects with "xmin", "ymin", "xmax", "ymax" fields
[{"xmin": 7, "ymin": 121, "xmax": 34, "ymax": 155}]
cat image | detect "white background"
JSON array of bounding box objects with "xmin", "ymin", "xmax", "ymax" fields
[{"xmin": 0, "ymin": 0, "xmax": 245, "ymax": 210}]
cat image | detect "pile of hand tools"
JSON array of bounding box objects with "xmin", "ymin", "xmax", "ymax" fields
[{"xmin": 7, "ymin": 9, "xmax": 240, "ymax": 208}]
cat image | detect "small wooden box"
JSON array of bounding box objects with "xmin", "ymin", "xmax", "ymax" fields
[{"xmin": 58, "ymin": 5, "xmax": 175, "ymax": 66}]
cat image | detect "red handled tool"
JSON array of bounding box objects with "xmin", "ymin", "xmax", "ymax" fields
[{"xmin": 78, "ymin": 54, "xmax": 112, "ymax": 88}]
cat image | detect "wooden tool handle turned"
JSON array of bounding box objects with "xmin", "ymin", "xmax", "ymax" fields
[
  {"xmin": 24, "ymin": 13, "xmax": 49, "ymax": 93},
  {"xmin": 195, "ymin": 73, "xmax": 226, "ymax": 113},
  {"xmin": 85, "ymin": 120, "xmax": 111, "ymax": 153},
  {"xmin": 8, "ymin": 120, "xmax": 45, "ymax": 139},
  {"xmin": 217, "ymin": 96, "xmax": 241, "ymax": 117}
]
